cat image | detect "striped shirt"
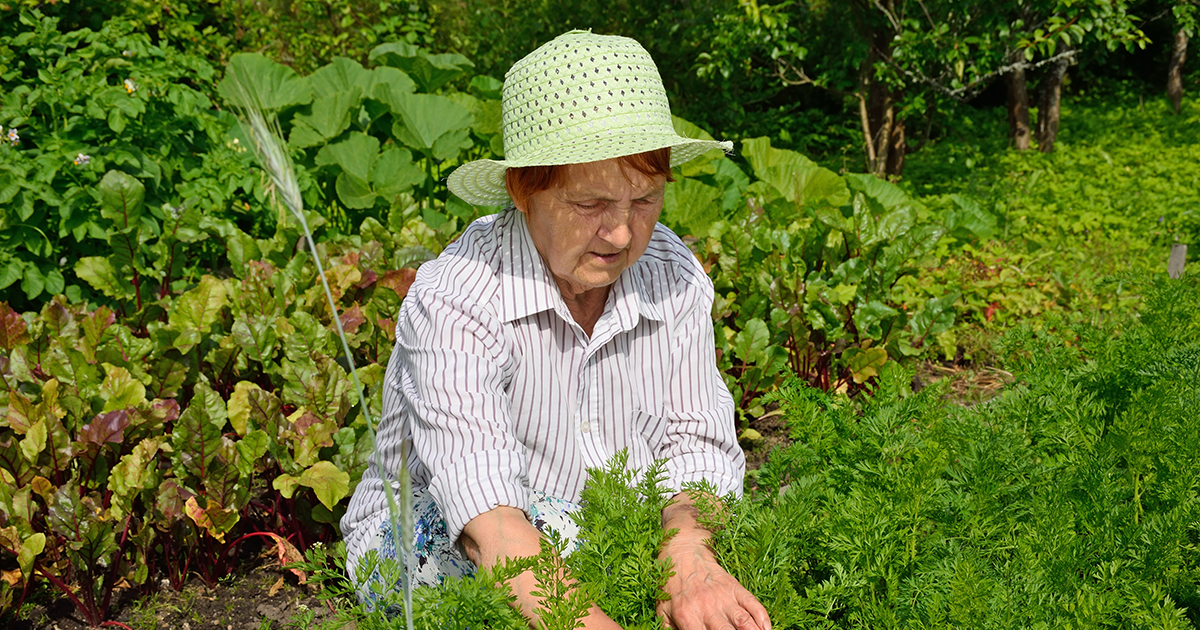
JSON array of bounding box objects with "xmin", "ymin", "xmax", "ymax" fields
[{"xmin": 342, "ymin": 209, "xmax": 744, "ymax": 553}]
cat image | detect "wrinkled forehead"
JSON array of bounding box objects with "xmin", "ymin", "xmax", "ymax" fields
[{"xmin": 554, "ymin": 161, "xmax": 666, "ymax": 199}]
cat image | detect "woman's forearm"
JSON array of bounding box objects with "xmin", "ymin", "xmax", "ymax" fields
[{"xmin": 460, "ymin": 506, "xmax": 621, "ymax": 629}]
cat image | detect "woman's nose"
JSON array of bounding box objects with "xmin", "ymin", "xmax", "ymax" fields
[{"xmin": 599, "ymin": 207, "xmax": 634, "ymax": 248}]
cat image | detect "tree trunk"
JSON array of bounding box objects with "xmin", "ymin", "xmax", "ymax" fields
[
  {"xmin": 1006, "ymin": 53, "xmax": 1031, "ymax": 151},
  {"xmin": 864, "ymin": 78, "xmax": 894, "ymax": 177},
  {"xmin": 1168, "ymin": 29, "xmax": 1189, "ymax": 115},
  {"xmin": 1035, "ymin": 54, "xmax": 1070, "ymax": 153},
  {"xmin": 858, "ymin": 13, "xmax": 907, "ymax": 177},
  {"xmin": 885, "ymin": 115, "xmax": 906, "ymax": 176}
]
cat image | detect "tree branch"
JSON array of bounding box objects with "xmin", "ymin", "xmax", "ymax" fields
[{"xmin": 888, "ymin": 49, "xmax": 1079, "ymax": 102}]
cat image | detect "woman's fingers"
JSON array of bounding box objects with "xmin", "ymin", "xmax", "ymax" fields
[
  {"xmin": 657, "ymin": 584, "xmax": 771, "ymax": 630},
  {"xmin": 736, "ymin": 587, "xmax": 772, "ymax": 630}
]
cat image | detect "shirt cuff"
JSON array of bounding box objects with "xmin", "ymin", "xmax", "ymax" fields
[{"xmin": 427, "ymin": 449, "xmax": 530, "ymax": 544}]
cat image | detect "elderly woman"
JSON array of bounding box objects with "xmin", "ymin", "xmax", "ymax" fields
[{"xmin": 342, "ymin": 30, "xmax": 770, "ymax": 630}]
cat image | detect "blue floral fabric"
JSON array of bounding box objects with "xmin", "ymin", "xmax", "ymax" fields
[{"xmin": 353, "ymin": 488, "xmax": 581, "ymax": 605}]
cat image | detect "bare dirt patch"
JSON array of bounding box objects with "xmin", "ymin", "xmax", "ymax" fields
[{"xmin": 13, "ymin": 558, "xmax": 340, "ymax": 630}]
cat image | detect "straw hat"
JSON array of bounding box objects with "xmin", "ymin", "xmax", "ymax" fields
[{"xmin": 447, "ymin": 30, "xmax": 732, "ymax": 206}]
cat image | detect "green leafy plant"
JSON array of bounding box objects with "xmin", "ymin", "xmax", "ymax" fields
[
  {"xmin": 661, "ymin": 135, "xmax": 992, "ymax": 419},
  {"xmin": 0, "ymin": 10, "xmax": 264, "ymax": 308}
]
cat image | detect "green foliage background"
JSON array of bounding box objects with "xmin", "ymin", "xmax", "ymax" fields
[{"xmin": 0, "ymin": 0, "xmax": 1198, "ymax": 626}]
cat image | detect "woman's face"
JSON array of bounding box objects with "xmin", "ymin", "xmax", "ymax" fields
[{"xmin": 515, "ymin": 158, "xmax": 666, "ymax": 301}]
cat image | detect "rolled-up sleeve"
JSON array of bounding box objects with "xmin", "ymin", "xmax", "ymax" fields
[
  {"xmin": 658, "ymin": 278, "xmax": 745, "ymax": 498},
  {"xmin": 395, "ymin": 288, "xmax": 528, "ymax": 543}
]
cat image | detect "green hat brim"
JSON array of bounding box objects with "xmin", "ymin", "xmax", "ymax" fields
[{"xmin": 447, "ymin": 135, "xmax": 732, "ymax": 207}]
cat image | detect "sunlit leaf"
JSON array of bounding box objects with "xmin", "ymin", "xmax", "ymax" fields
[
  {"xmin": 98, "ymin": 170, "xmax": 145, "ymax": 229},
  {"xmin": 732, "ymin": 318, "xmax": 770, "ymax": 366},
  {"xmin": 98, "ymin": 364, "xmax": 147, "ymax": 412},
  {"xmin": 662, "ymin": 178, "xmax": 722, "ymax": 239},
  {"xmin": 169, "ymin": 275, "xmax": 228, "ymax": 354},
  {"xmin": 184, "ymin": 495, "xmax": 239, "ymax": 544},
  {"xmin": 369, "ymin": 42, "xmax": 473, "ymax": 92},
  {"xmin": 0, "ymin": 303, "xmax": 30, "ymax": 351},
  {"xmin": 219, "ymin": 53, "xmax": 313, "ymax": 111},
  {"xmin": 108, "ymin": 437, "xmax": 163, "ymax": 519},
  {"xmin": 385, "ymin": 92, "xmax": 472, "ymax": 153},
  {"xmin": 74, "ymin": 257, "xmax": 126, "ymax": 300},
  {"xmin": 232, "ymin": 319, "xmax": 279, "ymax": 366},
  {"xmin": 19, "ymin": 419, "xmax": 46, "ymax": 462},
  {"xmin": 296, "ymin": 461, "xmax": 350, "ymax": 511},
  {"xmin": 80, "ymin": 409, "xmax": 131, "ymax": 446}
]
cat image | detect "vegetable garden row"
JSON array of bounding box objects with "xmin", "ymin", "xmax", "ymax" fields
[{"xmin": 1, "ymin": 8, "xmax": 1198, "ymax": 629}]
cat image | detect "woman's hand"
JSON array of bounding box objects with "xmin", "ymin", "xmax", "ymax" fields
[
  {"xmin": 657, "ymin": 496, "xmax": 771, "ymax": 630},
  {"xmin": 461, "ymin": 506, "xmax": 623, "ymax": 630}
]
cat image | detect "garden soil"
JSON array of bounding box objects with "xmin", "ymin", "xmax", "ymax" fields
[{"xmin": 17, "ymin": 556, "xmax": 335, "ymax": 630}]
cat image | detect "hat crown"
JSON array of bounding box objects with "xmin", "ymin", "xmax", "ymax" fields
[
  {"xmin": 499, "ymin": 31, "xmax": 676, "ymax": 165},
  {"xmin": 446, "ymin": 30, "xmax": 732, "ymax": 207}
]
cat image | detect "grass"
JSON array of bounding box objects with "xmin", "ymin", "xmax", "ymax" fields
[{"xmin": 883, "ymin": 92, "xmax": 1200, "ymax": 365}]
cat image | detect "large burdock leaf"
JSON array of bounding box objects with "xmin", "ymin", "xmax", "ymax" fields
[
  {"xmin": 662, "ymin": 178, "xmax": 722, "ymax": 239},
  {"xmin": 385, "ymin": 92, "xmax": 472, "ymax": 155},
  {"xmin": 845, "ymin": 172, "xmax": 915, "ymax": 213},
  {"xmin": 742, "ymin": 137, "xmax": 848, "ymax": 209},
  {"xmin": 309, "ymin": 57, "xmax": 373, "ymax": 99},
  {"xmin": 315, "ymin": 132, "xmax": 378, "ymax": 183},
  {"xmin": 290, "ymin": 92, "xmax": 356, "ymax": 148},
  {"xmin": 367, "ymin": 66, "xmax": 417, "ymax": 99},
  {"xmin": 108, "ymin": 437, "xmax": 163, "ymax": 519},
  {"xmin": 314, "ymin": 133, "xmax": 424, "ymax": 208},
  {"xmin": 98, "ymin": 170, "xmax": 145, "ymax": 229},
  {"xmin": 297, "ymin": 461, "xmax": 350, "ymax": 511},
  {"xmin": 369, "ymin": 42, "xmax": 473, "ymax": 93},
  {"xmin": 169, "ymin": 275, "xmax": 228, "ymax": 354},
  {"xmin": 334, "ymin": 172, "xmax": 375, "ymax": 209},
  {"xmin": 219, "ymin": 53, "xmax": 313, "ymax": 111},
  {"xmin": 371, "ymin": 148, "xmax": 425, "ymax": 198}
]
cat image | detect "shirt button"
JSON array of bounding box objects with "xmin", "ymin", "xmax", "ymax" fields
[{"xmin": 580, "ymin": 421, "xmax": 591, "ymax": 434}]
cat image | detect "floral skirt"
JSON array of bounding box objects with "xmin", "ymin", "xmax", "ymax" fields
[{"xmin": 350, "ymin": 487, "xmax": 581, "ymax": 606}]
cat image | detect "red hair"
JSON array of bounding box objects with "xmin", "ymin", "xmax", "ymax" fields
[{"xmin": 504, "ymin": 147, "xmax": 674, "ymax": 208}]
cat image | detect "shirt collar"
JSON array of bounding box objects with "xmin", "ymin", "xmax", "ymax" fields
[{"xmin": 497, "ymin": 210, "xmax": 665, "ymax": 326}]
